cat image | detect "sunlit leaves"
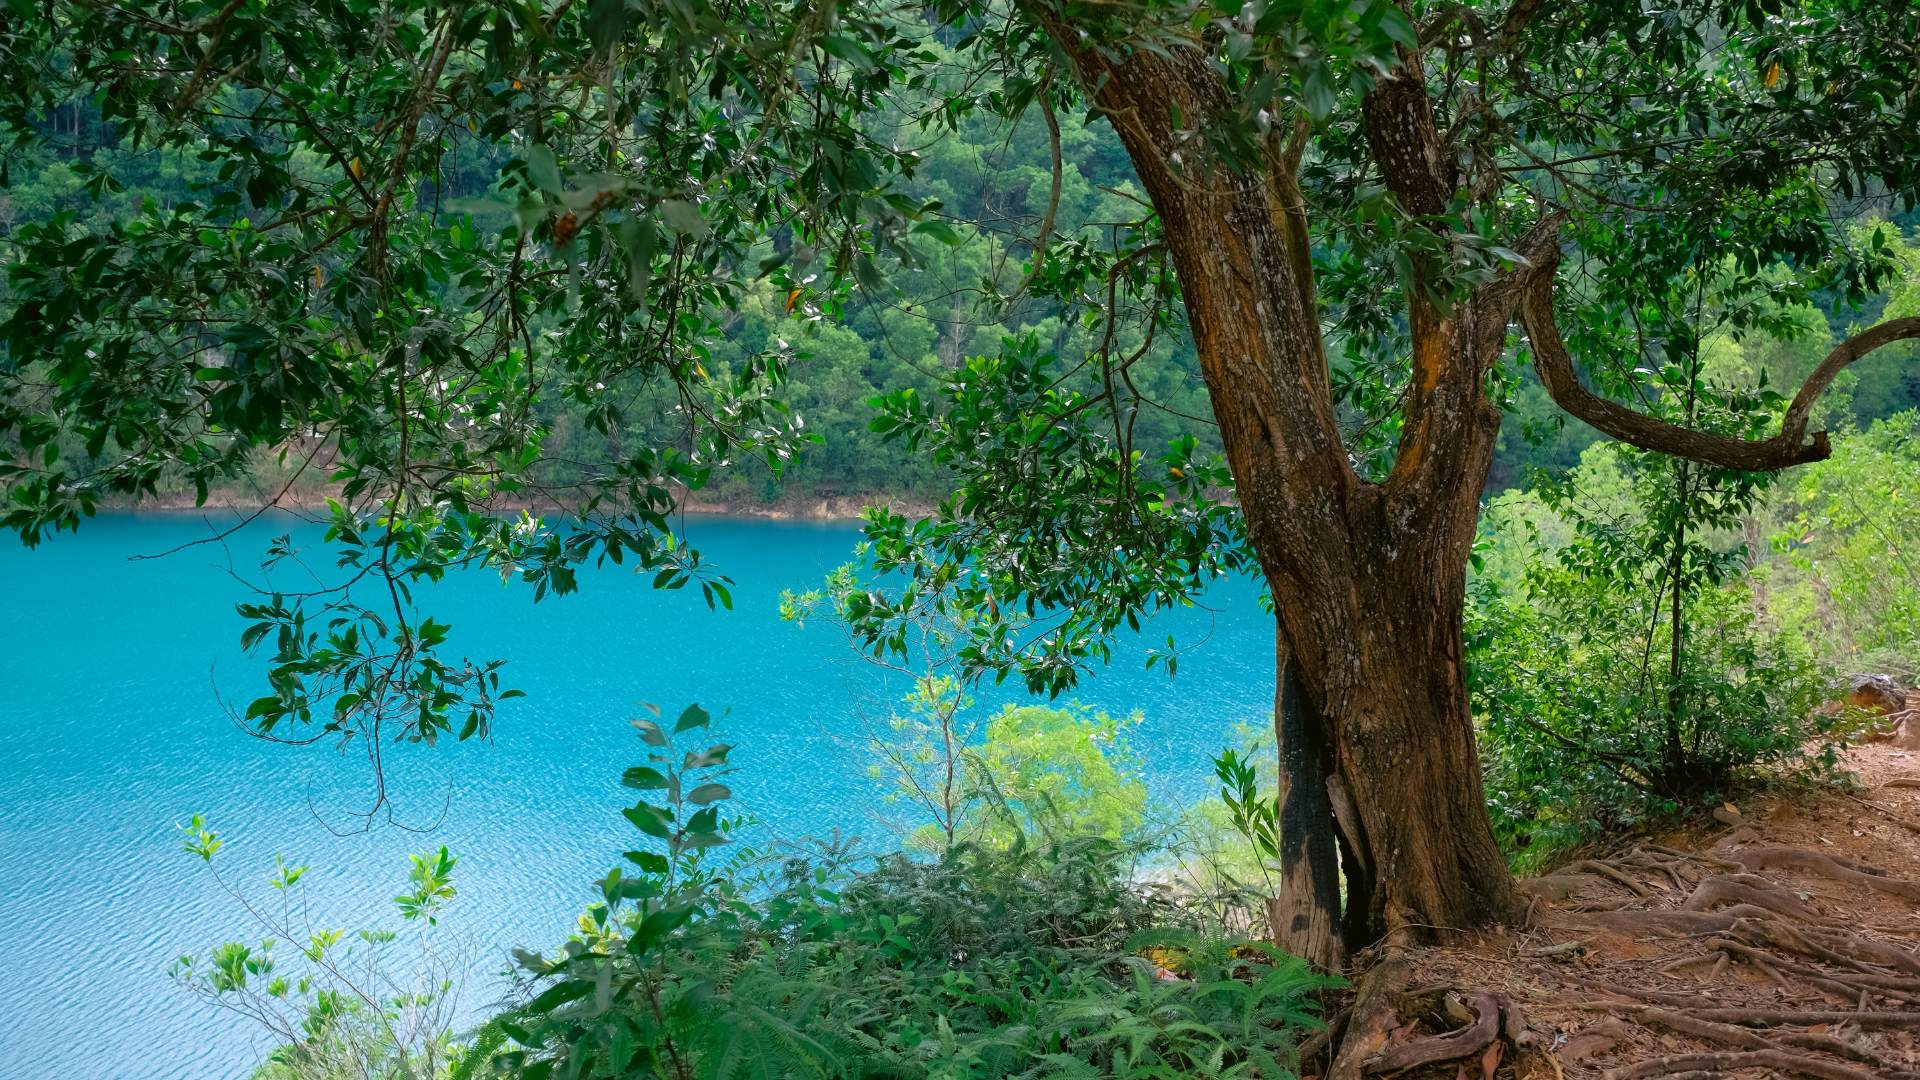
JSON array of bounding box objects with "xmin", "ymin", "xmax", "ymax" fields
[
  {"xmin": 179, "ymin": 814, "xmax": 224, "ymax": 863},
  {"xmin": 395, "ymin": 847, "xmax": 459, "ymax": 925}
]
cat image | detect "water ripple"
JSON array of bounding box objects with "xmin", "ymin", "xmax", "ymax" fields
[{"xmin": 0, "ymin": 513, "xmax": 1271, "ymax": 1078}]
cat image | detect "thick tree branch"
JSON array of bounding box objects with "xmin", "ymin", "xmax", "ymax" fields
[
  {"xmin": 1265, "ymin": 114, "xmax": 1324, "ymax": 365},
  {"xmin": 1367, "ymin": 41, "xmax": 1481, "ymax": 497},
  {"xmin": 1493, "ymin": 0, "xmax": 1544, "ymax": 54},
  {"xmin": 1779, "ymin": 317, "xmax": 1920, "ymax": 440},
  {"xmin": 1520, "ymin": 238, "xmax": 1920, "ymax": 471},
  {"xmin": 1383, "ymin": 208, "xmax": 1567, "ymax": 500},
  {"xmin": 1018, "ymin": 2, "xmax": 1351, "ymax": 491},
  {"xmin": 1361, "ymin": 50, "xmax": 1451, "ymax": 219}
]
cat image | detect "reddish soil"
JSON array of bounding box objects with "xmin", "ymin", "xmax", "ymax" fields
[{"xmin": 1312, "ymin": 738, "xmax": 1920, "ymax": 1080}]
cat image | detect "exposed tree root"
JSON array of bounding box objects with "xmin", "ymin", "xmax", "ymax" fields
[
  {"xmin": 1365, "ymin": 990, "xmax": 1504, "ymax": 1073},
  {"xmin": 1573, "ymin": 908, "xmax": 1746, "ymax": 935},
  {"xmin": 1730, "ymin": 845, "xmax": 1920, "ymax": 900},
  {"xmin": 1704, "ymin": 938, "xmax": 1920, "ymax": 1004},
  {"xmin": 1519, "ymin": 939, "xmax": 1589, "ymax": 959},
  {"xmin": 1322, "ymin": 950, "xmax": 1558, "ymax": 1079},
  {"xmin": 1680, "ymin": 873, "xmax": 1827, "ymax": 922},
  {"xmin": 1292, "ymin": 1012, "xmax": 1343, "ymax": 1073},
  {"xmin": 1319, "ymin": 830, "xmax": 1919, "ymax": 1079},
  {"xmin": 1733, "ymin": 912, "xmax": 1920, "ymax": 976},
  {"xmin": 1329, "ymin": 947, "xmax": 1412, "ymax": 1080},
  {"xmin": 1595, "ymin": 1002, "xmax": 1898, "ymax": 1070},
  {"xmin": 1563, "ymin": 859, "xmax": 1658, "ymax": 898},
  {"xmin": 1602, "ymin": 1049, "xmax": 1881, "ymax": 1080},
  {"xmin": 1521, "ymin": 874, "xmax": 1597, "ymax": 903},
  {"xmin": 1516, "ymin": 836, "xmax": 1920, "ymax": 1075},
  {"xmin": 1597, "ymin": 997, "xmax": 1920, "ymax": 1030}
]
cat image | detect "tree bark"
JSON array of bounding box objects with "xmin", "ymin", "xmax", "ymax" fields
[
  {"xmin": 1519, "ymin": 249, "xmax": 1920, "ymax": 469},
  {"xmin": 1270, "ymin": 636, "xmax": 1343, "ymax": 969},
  {"xmin": 1320, "ymin": 495, "xmax": 1521, "ymax": 943},
  {"xmin": 1024, "ymin": 19, "xmax": 1526, "ymax": 957}
]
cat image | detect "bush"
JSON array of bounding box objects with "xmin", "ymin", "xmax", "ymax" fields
[
  {"xmin": 171, "ymin": 820, "xmax": 466, "ymax": 1080},
  {"xmin": 958, "ymin": 703, "xmax": 1149, "ymax": 849},
  {"xmin": 462, "ymin": 707, "xmax": 1336, "ymax": 1079},
  {"xmin": 858, "ymin": 678, "xmax": 1149, "ymax": 854},
  {"xmin": 1756, "ymin": 411, "xmax": 1920, "ymax": 676},
  {"xmin": 1468, "ymin": 442, "xmax": 1831, "ymax": 861},
  {"xmin": 1470, "ymin": 575, "xmax": 1827, "ymax": 857}
]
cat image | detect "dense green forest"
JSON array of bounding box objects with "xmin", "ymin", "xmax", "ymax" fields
[
  {"xmin": 6, "ymin": 0, "xmax": 1920, "ymax": 1077},
  {"xmin": 13, "ymin": 99, "xmax": 1917, "ymax": 509}
]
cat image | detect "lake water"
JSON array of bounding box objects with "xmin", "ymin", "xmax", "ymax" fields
[{"xmin": 0, "ymin": 513, "xmax": 1274, "ymax": 1079}]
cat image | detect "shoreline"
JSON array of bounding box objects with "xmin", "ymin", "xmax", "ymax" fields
[{"xmin": 108, "ymin": 489, "xmax": 928, "ymax": 524}]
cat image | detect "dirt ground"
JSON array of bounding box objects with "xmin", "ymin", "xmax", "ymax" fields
[{"xmin": 1313, "ymin": 735, "xmax": 1920, "ymax": 1080}]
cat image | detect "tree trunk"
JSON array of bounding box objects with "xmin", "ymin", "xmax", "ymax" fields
[
  {"xmin": 1269, "ymin": 637, "xmax": 1343, "ymax": 969},
  {"xmin": 1317, "ymin": 498, "xmax": 1520, "ymax": 944},
  {"xmin": 1266, "ymin": 485, "xmax": 1521, "ymax": 952},
  {"xmin": 1030, "ymin": 12, "xmax": 1525, "ymax": 959}
]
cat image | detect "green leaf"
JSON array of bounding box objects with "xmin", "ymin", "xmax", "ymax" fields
[
  {"xmin": 525, "ymin": 978, "xmax": 592, "ymax": 1015},
  {"xmin": 586, "ymin": 0, "xmax": 626, "ymax": 54},
  {"xmin": 613, "ymin": 215, "xmax": 657, "ymax": 304},
  {"xmin": 630, "ymin": 904, "xmax": 694, "ymax": 952},
  {"xmin": 624, "ymin": 849, "xmax": 669, "ymax": 874},
  {"xmin": 525, "ymin": 145, "xmax": 562, "ymax": 195},
  {"xmin": 1301, "ymin": 63, "xmax": 1336, "ymax": 124},
  {"xmin": 673, "ymin": 703, "xmax": 710, "ymax": 733},
  {"xmin": 659, "ymin": 199, "xmax": 707, "ymax": 238},
  {"xmin": 686, "ymin": 782, "xmax": 732, "ymax": 805},
  {"xmin": 622, "ymin": 802, "xmax": 672, "ymax": 838},
  {"xmin": 621, "ymin": 766, "xmax": 669, "ymax": 789},
  {"xmin": 683, "ymin": 743, "xmax": 732, "ymax": 769},
  {"xmin": 1376, "ymin": 3, "xmax": 1417, "ymax": 48},
  {"xmin": 912, "ymin": 219, "xmax": 964, "ymax": 246},
  {"xmin": 684, "ymin": 805, "xmax": 721, "ymax": 834}
]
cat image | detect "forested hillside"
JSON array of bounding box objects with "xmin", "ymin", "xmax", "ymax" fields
[{"xmin": 12, "ymin": 91, "xmax": 1916, "ymax": 510}]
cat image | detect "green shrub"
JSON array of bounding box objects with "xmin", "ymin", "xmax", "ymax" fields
[
  {"xmin": 1756, "ymin": 411, "xmax": 1920, "ymax": 676},
  {"xmin": 1470, "ymin": 575, "xmax": 1827, "ymax": 857},
  {"xmin": 856, "ymin": 676, "xmax": 1149, "ymax": 854},
  {"xmin": 464, "ymin": 707, "xmax": 1336, "ymax": 1079},
  {"xmin": 1468, "ymin": 441, "xmax": 1831, "ymax": 862},
  {"xmin": 957, "ymin": 703, "xmax": 1149, "ymax": 850},
  {"xmin": 171, "ymin": 820, "xmax": 466, "ymax": 1080}
]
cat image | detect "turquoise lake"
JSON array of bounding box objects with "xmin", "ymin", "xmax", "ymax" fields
[{"xmin": 0, "ymin": 513, "xmax": 1274, "ymax": 1079}]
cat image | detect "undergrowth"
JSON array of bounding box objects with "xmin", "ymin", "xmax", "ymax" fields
[{"xmin": 459, "ymin": 706, "xmax": 1338, "ymax": 1079}]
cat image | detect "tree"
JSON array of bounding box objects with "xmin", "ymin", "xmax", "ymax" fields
[
  {"xmin": 843, "ymin": 0, "xmax": 1920, "ymax": 968},
  {"xmin": 4, "ymin": 0, "xmax": 1919, "ymax": 975}
]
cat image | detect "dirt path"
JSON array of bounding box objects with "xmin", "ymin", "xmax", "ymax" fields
[{"xmin": 1309, "ymin": 740, "xmax": 1920, "ymax": 1079}]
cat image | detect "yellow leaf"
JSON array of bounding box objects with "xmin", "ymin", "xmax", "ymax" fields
[
  {"xmin": 785, "ymin": 288, "xmax": 803, "ymax": 313},
  {"xmin": 348, "ymin": 156, "xmax": 363, "ymax": 181},
  {"xmin": 1764, "ymin": 62, "xmax": 1781, "ymax": 89}
]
